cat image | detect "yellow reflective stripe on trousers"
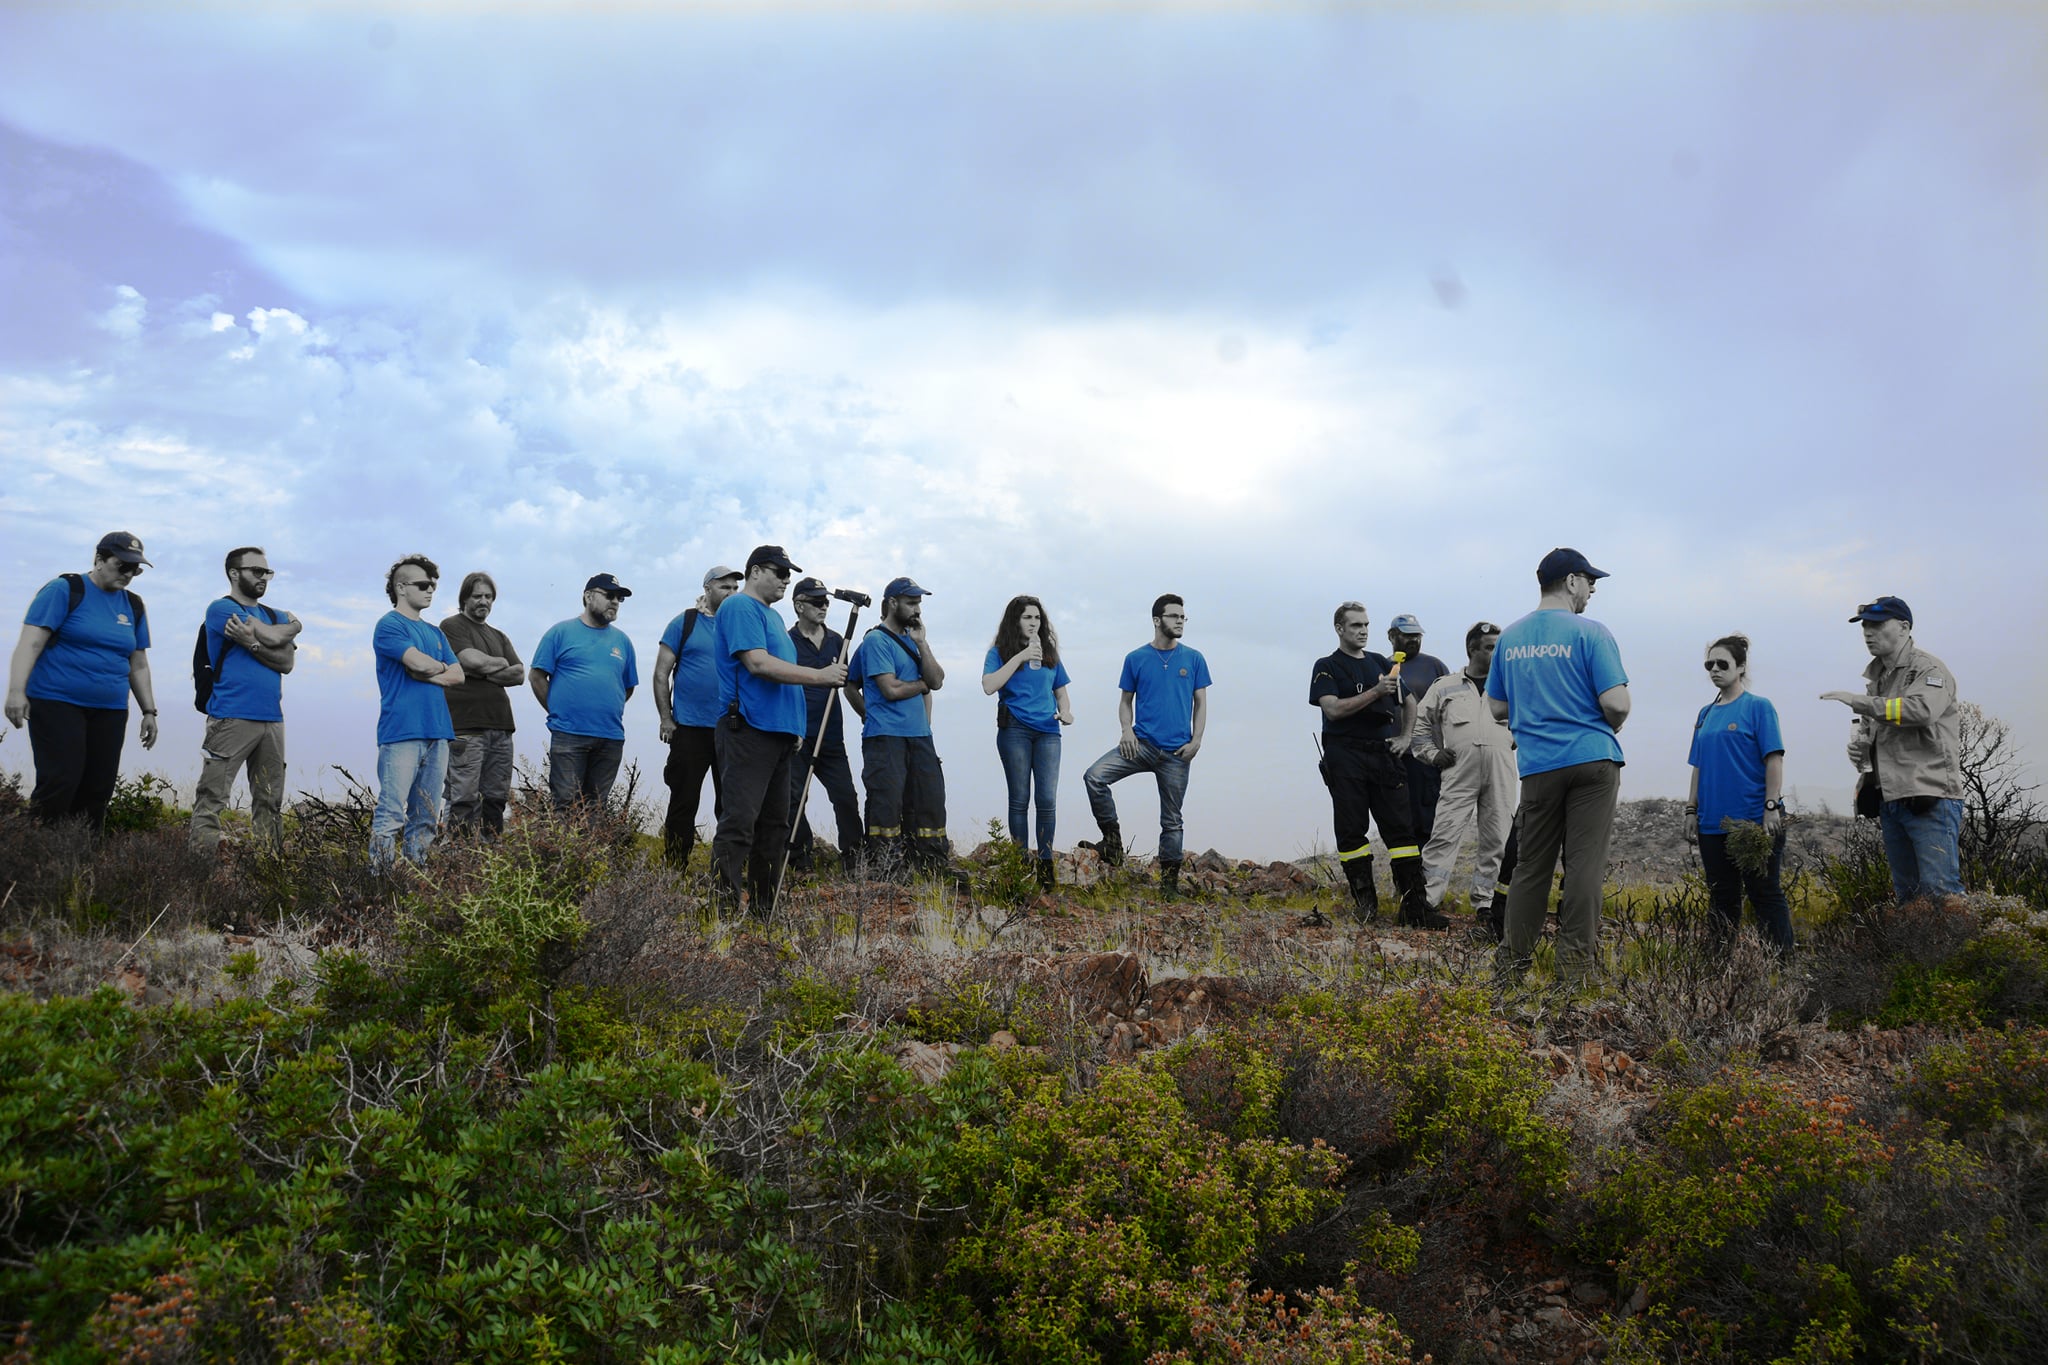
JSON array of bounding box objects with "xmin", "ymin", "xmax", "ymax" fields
[
  {"xmin": 1338, "ymin": 844, "xmax": 1373, "ymax": 862},
  {"xmin": 867, "ymin": 825, "xmax": 902, "ymax": 837},
  {"xmin": 912, "ymin": 827, "xmax": 947, "ymax": 838},
  {"xmin": 1387, "ymin": 845, "xmax": 1421, "ymax": 859}
]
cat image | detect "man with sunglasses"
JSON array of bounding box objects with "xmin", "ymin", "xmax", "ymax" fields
[
  {"xmin": 371, "ymin": 554, "xmax": 463, "ymax": 868},
  {"xmin": 531, "ymin": 573, "xmax": 640, "ymax": 811},
  {"xmin": 1823, "ymin": 597, "xmax": 1964, "ymax": 904},
  {"xmin": 188, "ymin": 546, "xmax": 303, "ymax": 856},
  {"xmin": 1486, "ymin": 548, "xmax": 1630, "ymax": 985},
  {"xmin": 786, "ymin": 577, "xmax": 863, "ymax": 878},
  {"xmin": 711, "ymin": 546, "xmax": 847, "ymax": 916}
]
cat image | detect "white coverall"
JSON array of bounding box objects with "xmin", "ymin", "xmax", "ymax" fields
[{"xmin": 1411, "ymin": 667, "xmax": 1518, "ymax": 909}]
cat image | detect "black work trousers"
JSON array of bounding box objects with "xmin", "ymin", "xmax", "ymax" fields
[
  {"xmin": 663, "ymin": 724, "xmax": 721, "ymax": 870},
  {"xmin": 788, "ymin": 742, "xmax": 863, "ymax": 873},
  {"xmin": 28, "ymin": 700, "xmax": 128, "ymax": 832},
  {"xmin": 1323, "ymin": 738, "xmax": 1419, "ymax": 862},
  {"xmin": 862, "ymin": 734, "xmax": 948, "ymax": 879},
  {"xmin": 711, "ymin": 718, "xmax": 796, "ymax": 916},
  {"xmin": 1403, "ymin": 752, "xmax": 1443, "ymax": 846}
]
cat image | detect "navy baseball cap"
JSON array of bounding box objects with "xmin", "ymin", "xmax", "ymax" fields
[
  {"xmin": 791, "ymin": 576, "xmax": 828, "ymax": 600},
  {"xmin": 1465, "ymin": 620, "xmax": 1503, "ymax": 650},
  {"xmin": 702, "ymin": 565, "xmax": 742, "ymax": 588},
  {"xmin": 96, "ymin": 532, "xmax": 152, "ymax": 566},
  {"xmin": 584, "ymin": 572, "xmax": 632, "ymax": 597},
  {"xmin": 1850, "ymin": 596, "xmax": 1913, "ymax": 626},
  {"xmin": 1389, "ymin": 613, "xmax": 1423, "ymax": 635},
  {"xmin": 1538, "ymin": 547, "xmax": 1608, "ymax": 583},
  {"xmin": 746, "ymin": 544, "xmax": 800, "ymax": 575},
  {"xmin": 883, "ymin": 576, "xmax": 931, "ymax": 599}
]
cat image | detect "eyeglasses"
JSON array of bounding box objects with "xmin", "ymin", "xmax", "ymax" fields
[{"xmin": 1703, "ymin": 659, "xmax": 1734, "ymax": 672}]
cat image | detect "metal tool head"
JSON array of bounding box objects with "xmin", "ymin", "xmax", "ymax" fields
[{"xmin": 830, "ymin": 587, "xmax": 873, "ymax": 608}]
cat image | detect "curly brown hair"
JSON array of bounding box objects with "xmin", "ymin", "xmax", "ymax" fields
[{"xmin": 992, "ymin": 595, "xmax": 1060, "ymax": 671}]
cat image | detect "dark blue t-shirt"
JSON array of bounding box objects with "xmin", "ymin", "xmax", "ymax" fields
[
  {"xmin": 792, "ymin": 624, "xmax": 848, "ymax": 749},
  {"xmin": 1688, "ymin": 691, "xmax": 1785, "ymax": 834},
  {"xmin": 24, "ymin": 577, "xmax": 149, "ymax": 710},
  {"xmin": 714, "ymin": 593, "xmax": 804, "ymax": 736},
  {"xmin": 1117, "ymin": 643, "xmax": 1212, "ymax": 751},
  {"xmin": 1486, "ymin": 610, "xmax": 1627, "ymax": 778},
  {"xmin": 533, "ymin": 619, "xmax": 639, "ymax": 740},
  {"xmin": 373, "ymin": 611, "xmax": 455, "ymax": 745},
  {"xmin": 984, "ymin": 646, "xmax": 1071, "ymax": 735},
  {"xmin": 660, "ymin": 609, "xmax": 723, "ymax": 729},
  {"xmin": 203, "ymin": 597, "xmax": 287, "ymax": 723},
  {"xmin": 853, "ymin": 629, "xmax": 931, "ymax": 739}
]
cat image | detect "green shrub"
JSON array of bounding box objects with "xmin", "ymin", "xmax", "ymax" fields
[
  {"xmin": 102, "ymin": 772, "xmax": 181, "ymax": 833},
  {"xmin": 973, "ymin": 817, "xmax": 1040, "ymax": 907},
  {"xmin": 1878, "ymin": 926, "xmax": 2048, "ymax": 1029},
  {"xmin": 1902, "ymin": 1025, "xmax": 2048, "ymax": 1137}
]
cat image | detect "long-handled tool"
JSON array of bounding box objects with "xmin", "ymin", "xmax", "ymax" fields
[{"xmin": 768, "ymin": 586, "xmax": 871, "ymax": 914}]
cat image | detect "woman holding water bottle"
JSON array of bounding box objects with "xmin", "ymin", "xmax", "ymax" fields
[{"xmin": 983, "ymin": 595, "xmax": 1073, "ymax": 890}]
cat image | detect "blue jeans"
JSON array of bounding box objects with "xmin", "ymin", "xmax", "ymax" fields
[
  {"xmin": 371, "ymin": 738, "xmax": 448, "ymax": 868},
  {"xmin": 1083, "ymin": 739, "xmax": 1191, "ymax": 863},
  {"xmin": 1698, "ymin": 828, "xmax": 1795, "ymax": 951},
  {"xmin": 548, "ymin": 731, "xmax": 624, "ymax": 810},
  {"xmin": 996, "ymin": 726, "xmax": 1061, "ymax": 858},
  {"xmin": 1879, "ymin": 796, "xmax": 1965, "ymax": 902}
]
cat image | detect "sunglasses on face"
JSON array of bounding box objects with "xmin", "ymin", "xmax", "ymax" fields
[
  {"xmin": 112, "ymin": 562, "xmax": 143, "ymax": 577},
  {"xmin": 1704, "ymin": 660, "xmax": 1734, "ymax": 672},
  {"xmin": 238, "ymin": 567, "xmax": 276, "ymax": 578},
  {"xmin": 402, "ymin": 578, "xmax": 436, "ymax": 591}
]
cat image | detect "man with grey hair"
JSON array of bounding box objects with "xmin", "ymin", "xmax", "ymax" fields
[{"xmin": 440, "ymin": 571, "xmax": 525, "ymax": 837}]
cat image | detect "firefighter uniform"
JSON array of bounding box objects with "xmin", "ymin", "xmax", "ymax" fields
[{"xmin": 1309, "ymin": 648, "xmax": 1439, "ymax": 926}]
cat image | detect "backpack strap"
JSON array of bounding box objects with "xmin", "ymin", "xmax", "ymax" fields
[
  {"xmin": 49, "ymin": 574, "xmax": 144, "ymax": 642},
  {"xmin": 677, "ymin": 608, "xmax": 700, "ymax": 652}
]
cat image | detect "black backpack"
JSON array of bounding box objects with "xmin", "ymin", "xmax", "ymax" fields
[
  {"xmin": 52, "ymin": 573, "xmax": 146, "ymax": 643},
  {"xmin": 193, "ymin": 599, "xmax": 278, "ymax": 713}
]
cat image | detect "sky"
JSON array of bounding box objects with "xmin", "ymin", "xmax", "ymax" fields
[{"xmin": 1, "ymin": 2, "xmax": 2043, "ymax": 862}]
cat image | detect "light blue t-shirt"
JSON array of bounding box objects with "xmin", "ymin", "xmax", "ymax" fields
[
  {"xmin": 1117, "ymin": 643, "xmax": 1212, "ymax": 752},
  {"xmin": 984, "ymin": 646, "xmax": 1071, "ymax": 735},
  {"xmin": 533, "ymin": 619, "xmax": 639, "ymax": 740},
  {"xmin": 24, "ymin": 577, "xmax": 149, "ymax": 710},
  {"xmin": 1688, "ymin": 691, "xmax": 1784, "ymax": 834},
  {"xmin": 853, "ymin": 629, "xmax": 931, "ymax": 739},
  {"xmin": 1485, "ymin": 610, "xmax": 1627, "ymax": 778},
  {"xmin": 203, "ymin": 597, "xmax": 287, "ymax": 723},
  {"xmin": 714, "ymin": 592, "xmax": 804, "ymax": 736},
  {"xmin": 373, "ymin": 612, "xmax": 455, "ymax": 745},
  {"xmin": 660, "ymin": 608, "xmax": 722, "ymax": 728}
]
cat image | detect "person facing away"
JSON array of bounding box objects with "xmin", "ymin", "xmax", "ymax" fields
[
  {"xmin": 189, "ymin": 545, "xmax": 303, "ymax": 856},
  {"xmin": 1308, "ymin": 601, "xmax": 1445, "ymax": 929},
  {"xmin": 1822, "ymin": 596, "xmax": 1965, "ymax": 905},
  {"xmin": 5, "ymin": 531, "xmax": 160, "ymax": 832},
  {"xmin": 654, "ymin": 565, "xmax": 741, "ymax": 869},
  {"xmin": 982, "ymin": 594, "xmax": 1074, "ymax": 892},
  {"xmin": 1486, "ymin": 547, "xmax": 1630, "ymax": 985},
  {"xmin": 1385, "ymin": 612, "xmax": 1451, "ymax": 847},
  {"xmin": 530, "ymin": 573, "xmax": 638, "ymax": 811},
  {"xmin": 370, "ymin": 554, "xmax": 463, "ymax": 869},
  {"xmin": 1413, "ymin": 621, "xmax": 1517, "ymax": 932},
  {"xmin": 848, "ymin": 577, "xmax": 949, "ymax": 881},
  {"xmin": 785, "ymin": 576, "xmax": 864, "ymax": 878},
  {"xmin": 1686, "ymin": 632, "xmax": 1794, "ymax": 951},
  {"xmin": 1081, "ymin": 593, "xmax": 1210, "ymax": 901},
  {"xmin": 439, "ymin": 571, "xmax": 525, "ymax": 838},
  {"xmin": 711, "ymin": 546, "xmax": 846, "ymax": 917}
]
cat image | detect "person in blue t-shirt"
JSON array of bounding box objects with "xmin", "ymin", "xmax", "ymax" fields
[
  {"xmin": 982, "ymin": 594, "xmax": 1074, "ymax": 890},
  {"xmin": 530, "ymin": 573, "xmax": 640, "ymax": 811},
  {"xmin": 786, "ymin": 577, "xmax": 863, "ymax": 878},
  {"xmin": 711, "ymin": 546, "xmax": 847, "ymax": 917},
  {"xmin": 848, "ymin": 577, "xmax": 950, "ymax": 881},
  {"xmin": 654, "ymin": 565, "xmax": 742, "ymax": 869},
  {"xmin": 370, "ymin": 554, "xmax": 463, "ymax": 868},
  {"xmin": 189, "ymin": 545, "xmax": 304, "ymax": 856},
  {"xmin": 1081, "ymin": 594, "xmax": 1211, "ymax": 900},
  {"xmin": 1686, "ymin": 633, "xmax": 1793, "ymax": 951},
  {"xmin": 1485, "ymin": 548, "xmax": 1631, "ymax": 983},
  {"xmin": 5, "ymin": 532, "xmax": 161, "ymax": 831}
]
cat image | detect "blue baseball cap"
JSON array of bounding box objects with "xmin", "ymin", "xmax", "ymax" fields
[
  {"xmin": 584, "ymin": 572, "xmax": 632, "ymax": 597},
  {"xmin": 1538, "ymin": 547, "xmax": 1608, "ymax": 583},
  {"xmin": 1389, "ymin": 614, "xmax": 1423, "ymax": 635},
  {"xmin": 791, "ymin": 576, "xmax": 829, "ymax": 600},
  {"xmin": 1849, "ymin": 596, "xmax": 1912, "ymax": 626},
  {"xmin": 884, "ymin": 576, "xmax": 931, "ymax": 599},
  {"xmin": 96, "ymin": 531, "xmax": 151, "ymax": 567}
]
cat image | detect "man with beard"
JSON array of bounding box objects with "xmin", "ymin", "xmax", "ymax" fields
[
  {"xmin": 438, "ymin": 571, "xmax": 526, "ymax": 838},
  {"xmin": 1386, "ymin": 613, "xmax": 1451, "ymax": 846},
  {"xmin": 1081, "ymin": 594, "xmax": 1211, "ymax": 900},
  {"xmin": 188, "ymin": 545, "xmax": 303, "ymax": 855},
  {"xmin": 786, "ymin": 577, "xmax": 863, "ymax": 877},
  {"xmin": 654, "ymin": 565, "xmax": 742, "ymax": 868},
  {"xmin": 530, "ymin": 573, "xmax": 639, "ymax": 810},
  {"xmin": 848, "ymin": 577, "xmax": 948, "ymax": 880}
]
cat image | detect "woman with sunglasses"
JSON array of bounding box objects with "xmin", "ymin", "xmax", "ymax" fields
[
  {"xmin": 3, "ymin": 532, "xmax": 161, "ymax": 830},
  {"xmin": 1685, "ymin": 633, "xmax": 1793, "ymax": 950},
  {"xmin": 982, "ymin": 595, "xmax": 1073, "ymax": 890}
]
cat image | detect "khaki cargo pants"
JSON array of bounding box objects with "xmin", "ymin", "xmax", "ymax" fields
[{"xmin": 188, "ymin": 717, "xmax": 286, "ymax": 854}]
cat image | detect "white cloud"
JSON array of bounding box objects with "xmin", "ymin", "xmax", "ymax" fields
[{"xmin": 96, "ymin": 284, "xmax": 145, "ymax": 339}]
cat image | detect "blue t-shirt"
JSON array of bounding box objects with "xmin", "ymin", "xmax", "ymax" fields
[
  {"xmin": 853, "ymin": 629, "xmax": 931, "ymax": 739},
  {"xmin": 660, "ymin": 608, "xmax": 723, "ymax": 728},
  {"xmin": 1117, "ymin": 643, "xmax": 1212, "ymax": 751},
  {"xmin": 1485, "ymin": 610, "xmax": 1627, "ymax": 778},
  {"xmin": 533, "ymin": 619, "xmax": 639, "ymax": 740},
  {"xmin": 984, "ymin": 646, "xmax": 1071, "ymax": 735},
  {"xmin": 713, "ymin": 593, "xmax": 804, "ymax": 736},
  {"xmin": 24, "ymin": 577, "xmax": 149, "ymax": 710},
  {"xmin": 1688, "ymin": 691, "xmax": 1784, "ymax": 834},
  {"xmin": 203, "ymin": 597, "xmax": 287, "ymax": 723},
  {"xmin": 373, "ymin": 611, "xmax": 456, "ymax": 745}
]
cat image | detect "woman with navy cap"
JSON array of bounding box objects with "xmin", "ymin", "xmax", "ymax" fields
[
  {"xmin": 982, "ymin": 594, "xmax": 1073, "ymax": 890},
  {"xmin": 4, "ymin": 532, "xmax": 161, "ymax": 829}
]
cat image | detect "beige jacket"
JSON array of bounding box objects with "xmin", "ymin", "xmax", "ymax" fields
[
  {"xmin": 1846, "ymin": 644, "xmax": 1962, "ymax": 801},
  {"xmin": 1412, "ymin": 668, "xmax": 1514, "ymax": 767}
]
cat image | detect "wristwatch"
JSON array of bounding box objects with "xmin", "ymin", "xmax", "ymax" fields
[{"xmin": 1764, "ymin": 799, "xmax": 1785, "ymax": 812}]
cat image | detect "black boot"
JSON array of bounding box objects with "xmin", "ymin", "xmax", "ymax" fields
[
  {"xmin": 1343, "ymin": 856, "xmax": 1379, "ymax": 925},
  {"xmin": 1479, "ymin": 888, "xmax": 1508, "ymax": 942},
  {"xmin": 1159, "ymin": 860, "xmax": 1182, "ymax": 901},
  {"xmin": 1393, "ymin": 855, "xmax": 1449, "ymax": 930},
  {"xmin": 1084, "ymin": 824, "xmax": 1125, "ymax": 868},
  {"xmin": 1036, "ymin": 857, "xmax": 1056, "ymax": 892}
]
